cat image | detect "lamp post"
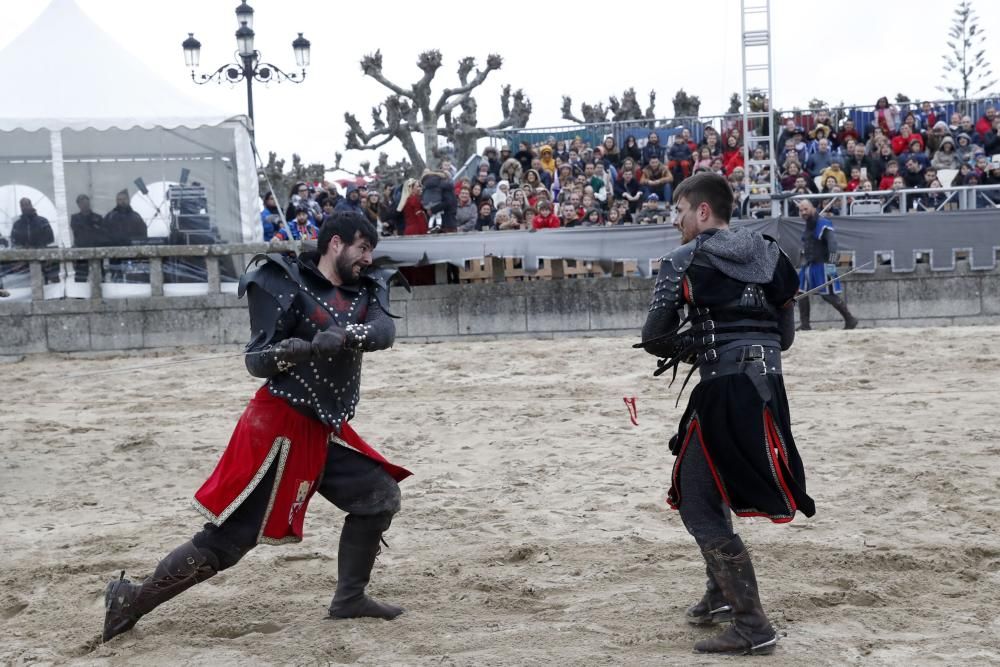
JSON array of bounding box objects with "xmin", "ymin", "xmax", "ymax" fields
[{"xmin": 182, "ymin": 1, "xmax": 310, "ymax": 140}]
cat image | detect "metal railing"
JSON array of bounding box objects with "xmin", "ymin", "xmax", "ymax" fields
[
  {"xmin": 777, "ymin": 183, "xmax": 1000, "ymax": 217},
  {"xmin": 492, "ymin": 96, "xmax": 1000, "ymax": 150}
]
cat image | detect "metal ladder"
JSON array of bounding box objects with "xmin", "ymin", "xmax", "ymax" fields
[{"xmin": 740, "ymin": 0, "xmax": 779, "ymax": 216}]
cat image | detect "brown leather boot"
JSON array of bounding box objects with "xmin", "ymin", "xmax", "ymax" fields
[
  {"xmin": 693, "ymin": 535, "xmax": 777, "ymax": 655},
  {"xmin": 102, "ymin": 541, "xmax": 219, "ymax": 642},
  {"xmin": 685, "ymin": 565, "xmax": 733, "ymax": 626}
]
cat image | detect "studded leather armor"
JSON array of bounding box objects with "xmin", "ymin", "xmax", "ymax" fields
[{"xmin": 239, "ymin": 253, "xmax": 403, "ymax": 430}]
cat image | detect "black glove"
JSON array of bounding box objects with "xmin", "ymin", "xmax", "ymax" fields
[
  {"xmin": 273, "ymin": 337, "xmax": 312, "ymax": 364},
  {"xmin": 312, "ymin": 327, "xmax": 346, "ymax": 357},
  {"xmin": 668, "ymin": 433, "xmax": 681, "ymax": 456}
]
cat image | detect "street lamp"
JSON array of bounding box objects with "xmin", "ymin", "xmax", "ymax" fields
[{"xmin": 182, "ymin": 1, "xmax": 309, "ymax": 139}]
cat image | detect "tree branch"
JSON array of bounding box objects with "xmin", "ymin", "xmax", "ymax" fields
[
  {"xmin": 433, "ymin": 54, "xmax": 502, "ymax": 115},
  {"xmin": 360, "ymin": 50, "xmax": 413, "ymax": 99}
]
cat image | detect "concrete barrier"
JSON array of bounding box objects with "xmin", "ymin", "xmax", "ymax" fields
[{"xmin": 1, "ymin": 261, "xmax": 998, "ymax": 354}]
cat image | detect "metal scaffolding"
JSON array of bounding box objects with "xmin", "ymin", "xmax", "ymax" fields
[{"xmin": 740, "ymin": 0, "xmax": 779, "ymax": 216}]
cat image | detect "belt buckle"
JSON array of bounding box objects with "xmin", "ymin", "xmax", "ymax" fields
[
  {"xmin": 702, "ymin": 319, "xmax": 716, "ymax": 332},
  {"xmin": 704, "ymin": 349, "xmax": 719, "ymax": 363},
  {"xmin": 743, "ymin": 344, "xmax": 766, "ymax": 375},
  {"xmin": 701, "ymin": 333, "xmax": 716, "ymax": 346}
]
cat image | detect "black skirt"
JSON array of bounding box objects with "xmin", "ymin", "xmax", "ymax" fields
[{"xmin": 667, "ymin": 373, "xmax": 816, "ymax": 522}]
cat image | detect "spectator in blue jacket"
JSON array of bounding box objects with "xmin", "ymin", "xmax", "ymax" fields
[
  {"xmin": 259, "ymin": 191, "xmax": 282, "ymax": 241},
  {"xmin": 334, "ymin": 184, "xmax": 364, "ymax": 214},
  {"xmin": 805, "ymin": 138, "xmax": 840, "ymax": 175}
]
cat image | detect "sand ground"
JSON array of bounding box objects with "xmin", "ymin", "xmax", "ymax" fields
[{"xmin": 1, "ymin": 327, "xmax": 999, "ymax": 666}]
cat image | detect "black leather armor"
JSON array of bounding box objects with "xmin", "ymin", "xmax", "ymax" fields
[
  {"xmin": 238, "ymin": 253, "xmax": 407, "ymax": 429},
  {"xmin": 638, "ymin": 230, "xmax": 794, "ymax": 403}
]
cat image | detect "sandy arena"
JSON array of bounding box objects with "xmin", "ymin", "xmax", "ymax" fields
[{"xmin": 2, "ymin": 327, "xmax": 999, "ymax": 666}]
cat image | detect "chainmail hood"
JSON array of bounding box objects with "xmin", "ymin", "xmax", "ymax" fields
[{"xmin": 698, "ymin": 226, "xmax": 779, "ymax": 284}]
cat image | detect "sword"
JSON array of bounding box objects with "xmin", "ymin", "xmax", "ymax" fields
[
  {"xmin": 67, "ymin": 349, "xmax": 270, "ymax": 379},
  {"xmin": 791, "ymin": 260, "xmax": 873, "ymax": 303}
]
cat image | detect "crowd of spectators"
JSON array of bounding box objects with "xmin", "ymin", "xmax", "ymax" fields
[
  {"xmin": 774, "ymin": 99, "xmax": 1000, "ymax": 216},
  {"xmin": 259, "ymin": 99, "xmax": 1000, "ymax": 240}
]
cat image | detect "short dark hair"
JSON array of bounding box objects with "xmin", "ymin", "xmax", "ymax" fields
[
  {"xmin": 318, "ymin": 211, "xmax": 378, "ymax": 255},
  {"xmin": 672, "ymin": 172, "xmax": 733, "ymax": 223}
]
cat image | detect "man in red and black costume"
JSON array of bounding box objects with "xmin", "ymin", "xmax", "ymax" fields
[
  {"xmin": 103, "ymin": 211, "xmax": 412, "ymax": 642},
  {"xmin": 637, "ymin": 173, "xmax": 815, "ymax": 656}
]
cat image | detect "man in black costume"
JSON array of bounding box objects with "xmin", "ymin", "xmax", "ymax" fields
[
  {"xmin": 69, "ymin": 194, "xmax": 107, "ymax": 282},
  {"xmin": 638, "ymin": 173, "xmax": 816, "ymax": 656},
  {"xmin": 103, "ymin": 211, "xmax": 411, "ymax": 642}
]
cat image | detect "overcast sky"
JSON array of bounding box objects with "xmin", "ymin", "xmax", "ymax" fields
[{"xmin": 3, "ymin": 0, "xmax": 999, "ymax": 174}]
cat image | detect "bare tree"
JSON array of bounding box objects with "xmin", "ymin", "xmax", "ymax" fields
[
  {"xmin": 561, "ymin": 88, "xmax": 657, "ymax": 124},
  {"xmin": 331, "ymin": 152, "xmax": 412, "ymax": 188},
  {"xmin": 671, "ymin": 89, "xmax": 701, "ymax": 119},
  {"xmin": 807, "ymin": 98, "xmax": 828, "ymax": 111},
  {"xmin": 343, "ymin": 50, "xmax": 531, "ymax": 174},
  {"xmin": 258, "ymin": 152, "xmax": 326, "ymax": 207},
  {"xmin": 938, "ymin": 1, "xmax": 997, "ymax": 102},
  {"xmin": 727, "ymin": 92, "xmax": 742, "ymax": 115}
]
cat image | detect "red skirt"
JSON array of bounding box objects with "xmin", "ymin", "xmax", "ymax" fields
[{"xmin": 193, "ymin": 386, "xmax": 411, "ymax": 545}]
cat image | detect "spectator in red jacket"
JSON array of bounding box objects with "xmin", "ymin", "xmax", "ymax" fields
[
  {"xmin": 531, "ymin": 200, "xmax": 561, "ymax": 229},
  {"xmin": 878, "ymin": 160, "xmax": 900, "ymax": 191},
  {"xmin": 891, "ymin": 125, "xmax": 924, "ymax": 155},
  {"xmin": 398, "ymin": 179, "xmax": 428, "ymax": 236},
  {"xmin": 975, "ymin": 106, "xmax": 996, "ymax": 138},
  {"xmin": 722, "ymin": 134, "xmax": 744, "ymax": 174}
]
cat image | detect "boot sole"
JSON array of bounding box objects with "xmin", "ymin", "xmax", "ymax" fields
[{"xmin": 694, "ymin": 636, "xmax": 778, "ymax": 656}]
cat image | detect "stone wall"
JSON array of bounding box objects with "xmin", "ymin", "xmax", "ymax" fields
[{"xmin": 1, "ymin": 262, "xmax": 997, "ymax": 354}]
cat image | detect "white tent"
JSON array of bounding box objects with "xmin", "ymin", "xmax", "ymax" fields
[{"xmin": 0, "ymin": 0, "xmax": 260, "ymax": 251}]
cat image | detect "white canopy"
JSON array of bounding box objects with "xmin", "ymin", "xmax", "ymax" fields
[
  {"xmin": 0, "ymin": 0, "xmax": 260, "ymax": 246},
  {"xmin": 0, "ymin": 0, "xmax": 229, "ymax": 131}
]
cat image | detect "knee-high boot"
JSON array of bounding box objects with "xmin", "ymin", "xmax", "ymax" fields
[
  {"xmin": 797, "ymin": 297, "xmax": 812, "ymax": 331},
  {"xmin": 103, "ymin": 541, "xmax": 219, "ymax": 642},
  {"xmin": 328, "ymin": 513, "xmax": 404, "ymax": 620},
  {"xmin": 823, "ymin": 294, "xmax": 859, "ymax": 329},
  {"xmin": 685, "ymin": 564, "xmax": 733, "ymax": 626},
  {"xmin": 693, "ymin": 535, "xmax": 777, "ymax": 655}
]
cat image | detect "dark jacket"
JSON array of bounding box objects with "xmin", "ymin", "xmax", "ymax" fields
[
  {"xmin": 103, "ymin": 206, "xmax": 147, "ymax": 245},
  {"xmin": 334, "ymin": 185, "xmax": 364, "ymax": 213},
  {"xmin": 11, "ymin": 212, "xmax": 55, "ymax": 248},
  {"xmin": 421, "ymin": 171, "xmax": 457, "ymax": 230}
]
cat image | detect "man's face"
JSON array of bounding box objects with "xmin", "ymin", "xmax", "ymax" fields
[
  {"xmin": 987, "ymin": 108, "xmax": 997, "ymax": 120},
  {"xmin": 681, "ymin": 129, "xmax": 691, "ymax": 140},
  {"xmin": 348, "ymin": 190, "xmax": 359, "ymax": 202},
  {"xmin": 673, "ymin": 196, "xmax": 709, "ymax": 243},
  {"xmin": 77, "ymin": 196, "xmax": 91, "ymax": 213},
  {"xmin": 296, "ymin": 211, "xmax": 308, "ymax": 224},
  {"xmin": 906, "ymin": 160, "xmax": 920, "ymax": 173},
  {"xmin": 854, "ymin": 145, "xmax": 865, "ymax": 159},
  {"xmin": 962, "ymin": 117, "xmax": 973, "ymax": 129},
  {"xmin": 924, "ymin": 170, "xmax": 937, "ymax": 185},
  {"xmin": 116, "ymin": 192, "xmax": 128, "ymax": 208},
  {"xmin": 785, "ymin": 119, "xmax": 795, "ymax": 132},
  {"xmin": 844, "ymin": 119, "xmax": 855, "ymax": 130},
  {"xmin": 818, "ymin": 139, "xmax": 829, "ymax": 152},
  {"xmin": 330, "ymin": 232, "xmax": 374, "ymax": 285},
  {"xmin": 531, "ymin": 158, "xmax": 542, "ymax": 170},
  {"xmin": 797, "ymin": 200, "xmax": 815, "ymax": 220},
  {"xmin": 459, "ymin": 189, "xmax": 470, "ymax": 204},
  {"xmin": 584, "ymin": 164, "xmax": 594, "ymax": 177},
  {"xmin": 794, "ymin": 177, "xmax": 807, "ymax": 190},
  {"xmin": 623, "ymin": 170, "xmax": 633, "ymax": 182},
  {"xmin": 648, "ymin": 133, "xmax": 659, "ymax": 145},
  {"xmin": 569, "ymin": 193, "xmax": 581, "ymax": 207},
  {"xmin": 649, "ymin": 157, "xmax": 661, "ymax": 170},
  {"xmin": 19, "ymin": 198, "xmax": 32, "ymax": 215}
]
